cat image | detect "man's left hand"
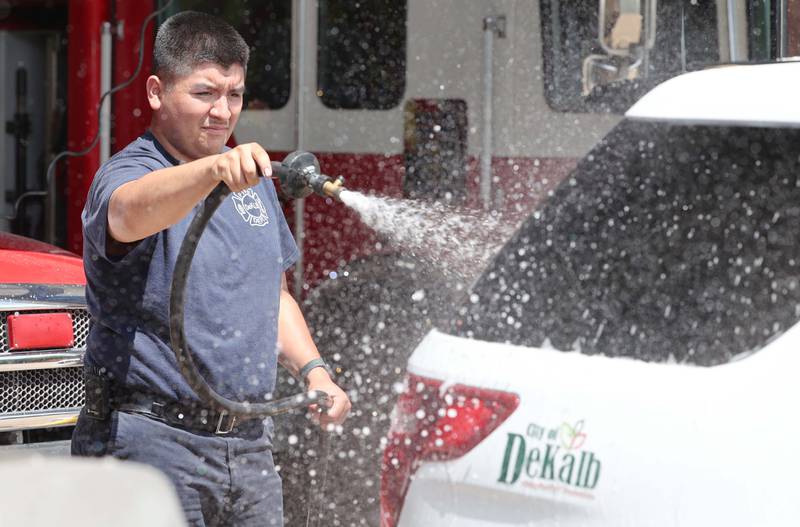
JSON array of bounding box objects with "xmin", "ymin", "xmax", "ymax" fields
[{"xmin": 306, "ymin": 370, "xmax": 351, "ymax": 428}]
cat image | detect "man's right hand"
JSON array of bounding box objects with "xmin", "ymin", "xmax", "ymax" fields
[
  {"xmin": 109, "ymin": 142, "xmax": 275, "ymax": 244},
  {"xmin": 211, "ymin": 142, "xmax": 273, "ymax": 193}
]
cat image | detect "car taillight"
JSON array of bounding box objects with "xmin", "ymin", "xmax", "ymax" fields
[{"xmin": 380, "ymin": 373, "xmax": 519, "ymax": 527}]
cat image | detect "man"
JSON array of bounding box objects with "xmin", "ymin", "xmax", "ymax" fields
[{"xmin": 72, "ymin": 11, "xmax": 350, "ymax": 526}]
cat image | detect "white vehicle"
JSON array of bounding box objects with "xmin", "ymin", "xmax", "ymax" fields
[{"xmin": 380, "ymin": 61, "xmax": 800, "ymax": 526}]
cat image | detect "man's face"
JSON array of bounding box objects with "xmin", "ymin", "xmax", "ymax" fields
[{"xmin": 151, "ymin": 63, "xmax": 245, "ymax": 161}]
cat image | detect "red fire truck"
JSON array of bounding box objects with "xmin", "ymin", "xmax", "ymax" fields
[{"xmin": 7, "ymin": 1, "xmax": 797, "ymax": 292}]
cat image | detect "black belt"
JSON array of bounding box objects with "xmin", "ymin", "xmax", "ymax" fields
[{"xmin": 113, "ymin": 392, "xmax": 262, "ymax": 435}]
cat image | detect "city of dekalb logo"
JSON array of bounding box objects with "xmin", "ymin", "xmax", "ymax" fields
[
  {"xmin": 498, "ymin": 419, "xmax": 601, "ymax": 498},
  {"xmin": 232, "ymin": 188, "xmax": 269, "ymax": 227}
]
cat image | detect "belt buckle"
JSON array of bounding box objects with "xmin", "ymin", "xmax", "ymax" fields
[{"xmin": 215, "ymin": 411, "xmax": 237, "ymax": 434}]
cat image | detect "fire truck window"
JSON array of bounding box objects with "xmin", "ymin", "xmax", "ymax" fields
[
  {"xmin": 317, "ymin": 1, "xmax": 407, "ymax": 110},
  {"xmin": 403, "ymin": 99, "xmax": 468, "ymax": 205},
  {"xmin": 539, "ymin": 1, "xmax": 718, "ymax": 114},
  {"xmin": 164, "ymin": 0, "xmax": 292, "ymax": 110}
]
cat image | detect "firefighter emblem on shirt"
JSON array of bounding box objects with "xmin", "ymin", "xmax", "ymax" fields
[{"xmin": 232, "ymin": 188, "xmax": 270, "ymax": 227}]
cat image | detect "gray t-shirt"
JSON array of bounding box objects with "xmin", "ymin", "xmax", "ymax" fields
[{"xmin": 82, "ymin": 131, "xmax": 298, "ymax": 403}]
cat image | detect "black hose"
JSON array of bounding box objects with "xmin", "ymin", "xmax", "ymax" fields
[{"xmin": 168, "ymin": 176, "xmax": 330, "ymax": 417}]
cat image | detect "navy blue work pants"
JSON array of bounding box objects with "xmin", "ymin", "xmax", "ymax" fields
[{"xmin": 71, "ymin": 408, "xmax": 283, "ymax": 526}]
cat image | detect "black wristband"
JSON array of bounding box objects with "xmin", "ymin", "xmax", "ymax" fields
[{"xmin": 299, "ymin": 358, "xmax": 331, "ymax": 381}]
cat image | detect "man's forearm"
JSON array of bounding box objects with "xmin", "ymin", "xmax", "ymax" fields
[
  {"xmin": 108, "ymin": 156, "xmax": 218, "ymax": 243},
  {"xmin": 277, "ymin": 287, "xmax": 329, "ymax": 384},
  {"xmin": 277, "ymin": 277, "xmax": 351, "ymax": 425}
]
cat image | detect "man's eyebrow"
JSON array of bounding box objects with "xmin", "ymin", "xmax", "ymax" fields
[
  {"xmin": 189, "ymin": 82, "xmax": 245, "ymax": 93},
  {"xmin": 190, "ymin": 82, "xmax": 217, "ymax": 91}
]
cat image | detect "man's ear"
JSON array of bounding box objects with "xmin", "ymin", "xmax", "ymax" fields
[{"xmin": 146, "ymin": 75, "xmax": 164, "ymax": 111}]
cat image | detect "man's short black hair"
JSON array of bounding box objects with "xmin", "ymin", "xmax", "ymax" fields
[{"xmin": 153, "ymin": 11, "xmax": 249, "ymax": 81}]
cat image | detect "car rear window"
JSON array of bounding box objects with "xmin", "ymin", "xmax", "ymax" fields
[{"xmin": 452, "ymin": 121, "xmax": 800, "ymax": 366}]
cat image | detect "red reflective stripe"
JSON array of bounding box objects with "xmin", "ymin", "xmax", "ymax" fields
[{"xmin": 7, "ymin": 313, "xmax": 75, "ymax": 351}]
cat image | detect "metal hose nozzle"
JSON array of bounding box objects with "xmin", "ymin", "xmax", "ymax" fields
[{"xmin": 271, "ymin": 151, "xmax": 347, "ymax": 201}]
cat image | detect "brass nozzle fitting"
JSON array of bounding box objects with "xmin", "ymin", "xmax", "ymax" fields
[{"xmin": 321, "ymin": 176, "xmax": 346, "ymax": 201}]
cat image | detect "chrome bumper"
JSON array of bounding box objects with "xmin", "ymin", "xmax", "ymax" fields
[
  {"xmin": 0, "ymin": 409, "xmax": 81, "ymax": 432},
  {"xmin": 0, "ymin": 283, "xmax": 86, "ymax": 310},
  {"xmin": 0, "ymin": 350, "xmax": 84, "ymax": 372}
]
